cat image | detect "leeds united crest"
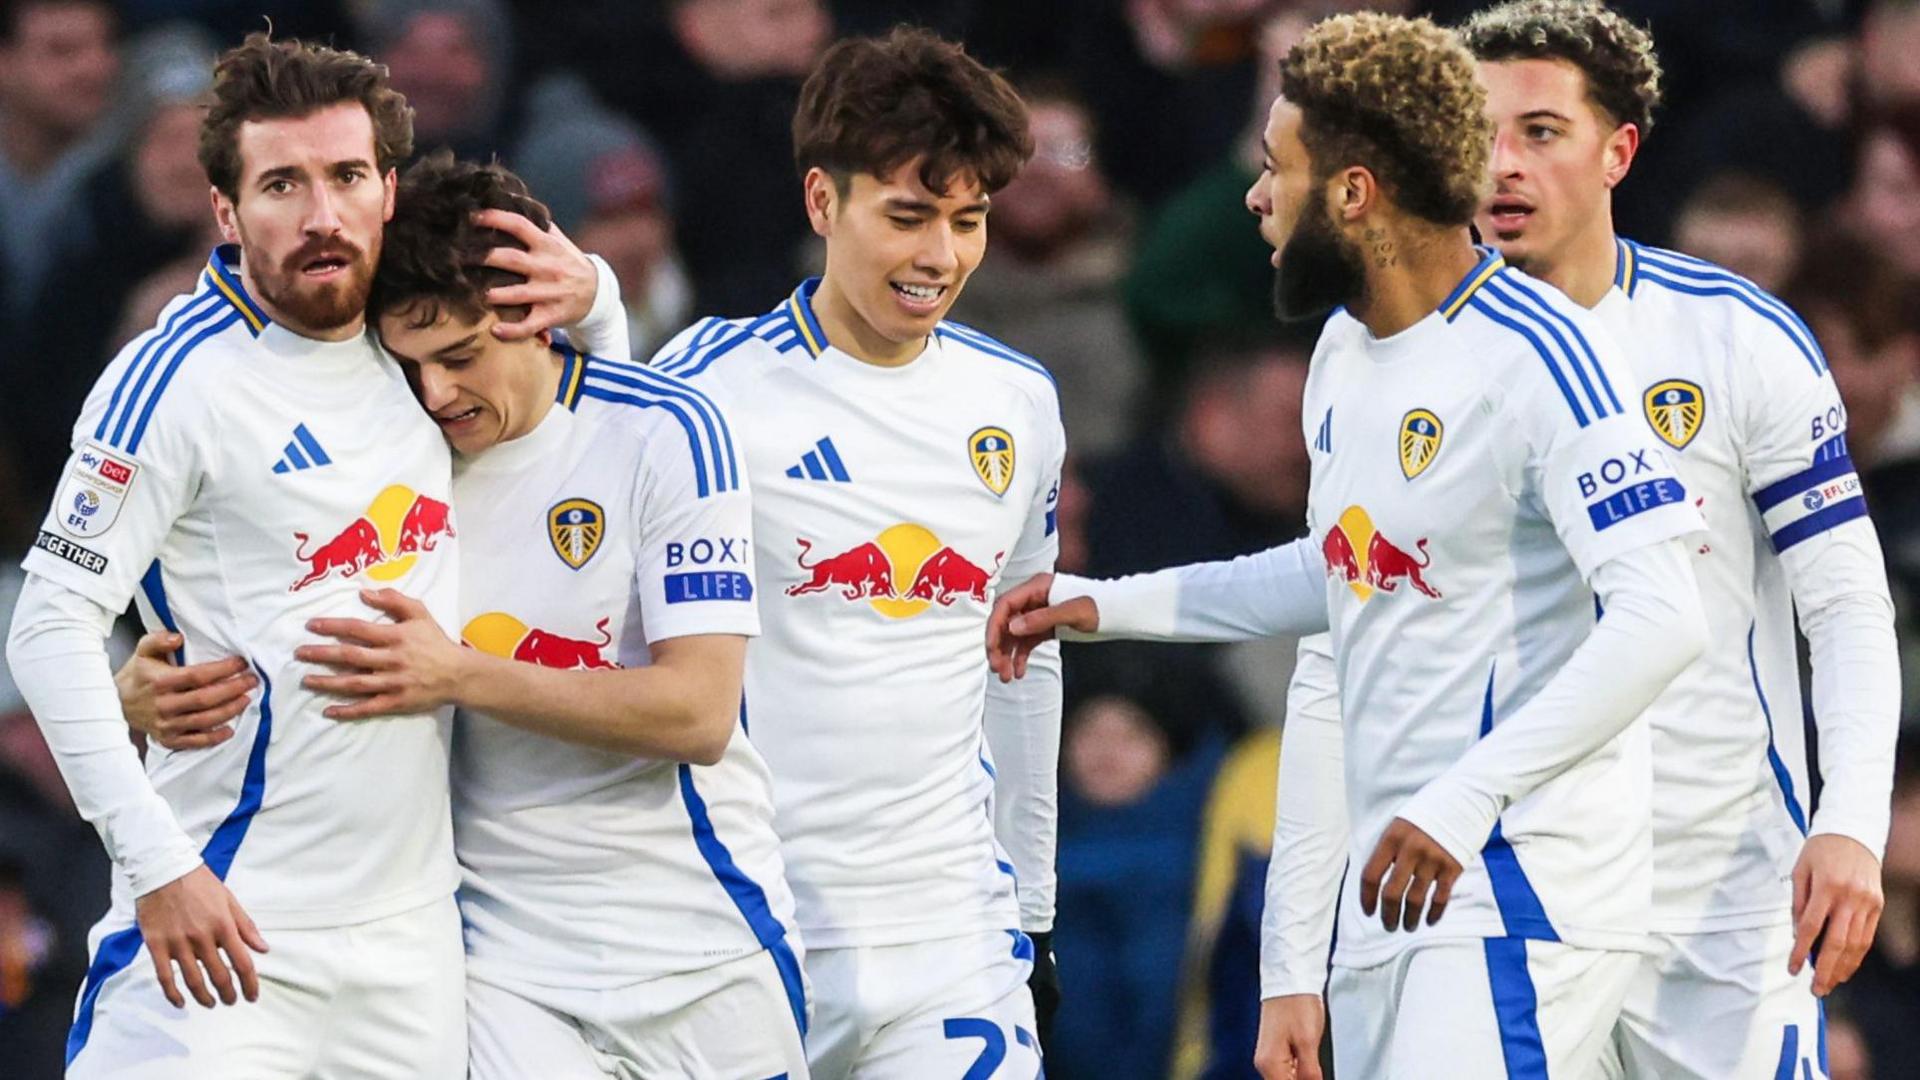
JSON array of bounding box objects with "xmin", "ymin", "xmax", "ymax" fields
[
  {"xmin": 1644, "ymin": 379, "xmax": 1704, "ymax": 450},
  {"xmin": 1399, "ymin": 409, "xmax": 1444, "ymax": 480},
  {"xmin": 549, "ymin": 498, "xmax": 605, "ymax": 570},
  {"xmin": 970, "ymin": 427, "xmax": 1015, "ymax": 496}
]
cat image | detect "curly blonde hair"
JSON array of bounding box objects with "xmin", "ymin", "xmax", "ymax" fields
[
  {"xmin": 1279, "ymin": 12, "xmax": 1490, "ymax": 227},
  {"xmin": 1459, "ymin": 0, "xmax": 1663, "ymax": 135}
]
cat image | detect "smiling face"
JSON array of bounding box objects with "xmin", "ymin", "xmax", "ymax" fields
[
  {"xmin": 807, "ymin": 159, "xmax": 988, "ymax": 360},
  {"xmin": 213, "ymin": 101, "xmax": 396, "ymax": 340},
  {"xmin": 1476, "ymin": 57, "xmax": 1634, "ymax": 277},
  {"xmin": 378, "ymin": 305, "xmax": 557, "ymax": 456}
]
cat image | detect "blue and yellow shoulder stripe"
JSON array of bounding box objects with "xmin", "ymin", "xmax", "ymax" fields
[
  {"xmin": 94, "ymin": 245, "xmax": 262, "ymax": 453},
  {"xmin": 1622, "ymin": 239, "xmax": 1826, "ymax": 375},
  {"xmin": 571, "ymin": 346, "xmax": 741, "ymax": 498},
  {"xmin": 1453, "ymin": 252, "xmax": 1622, "ymax": 428},
  {"xmin": 932, "ymin": 319, "xmax": 1055, "ymax": 386}
]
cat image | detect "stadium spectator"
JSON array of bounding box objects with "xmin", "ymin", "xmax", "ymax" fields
[
  {"xmin": 1836, "ymin": 735, "xmax": 1920, "ymax": 1074},
  {"xmin": 511, "ymin": 78, "xmax": 691, "ymax": 362},
  {"xmin": 1858, "ymin": 0, "xmax": 1920, "ymax": 124},
  {"xmin": 356, "ymin": 0, "xmax": 519, "ymax": 161},
  {"xmin": 1846, "ymin": 126, "xmax": 1920, "ymax": 283},
  {"xmin": 0, "ymin": 0, "xmax": 122, "ymax": 318},
  {"xmin": 950, "ymin": 82, "xmax": 1145, "ymax": 456},
  {"xmin": 1169, "ymin": 726, "xmax": 1284, "ymax": 1080},
  {"xmin": 1670, "ymin": 172, "xmax": 1804, "ymax": 294},
  {"xmin": 6, "ymin": 29, "xmax": 219, "ymax": 526},
  {"xmin": 1124, "ymin": 11, "xmax": 1304, "ymax": 384},
  {"xmin": 1051, "ymin": 648, "xmax": 1235, "ymax": 1080},
  {"xmin": 1079, "ymin": 327, "xmax": 1313, "ymax": 718}
]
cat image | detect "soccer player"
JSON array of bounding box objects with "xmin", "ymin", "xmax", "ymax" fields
[
  {"xmin": 647, "ymin": 27, "xmax": 1061, "ymax": 1078},
  {"xmin": 1458, "ymin": 4, "xmax": 1893, "ymax": 1075},
  {"xmin": 287, "ymin": 154, "xmax": 804, "ymax": 1078},
  {"xmin": 5, "ymin": 36, "xmax": 609, "ymax": 1078},
  {"xmin": 988, "ymin": 12, "xmax": 1710, "ymax": 1077}
]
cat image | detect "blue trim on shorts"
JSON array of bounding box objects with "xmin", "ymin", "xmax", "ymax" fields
[
  {"xmin": 1775, "ymin": 1023, "xmax": 1800, "ymax": 1080},
  {"xmin": 67, "ymin": 666, "xmax": 276, "ymax": 1065},
  {"xmin": 676, "ymin": 764, "xmax": 808, "ymax": 1037},
  {"xmin": 1483, "ymin": 937, "xmax": 1548, "ymax": 1078}
]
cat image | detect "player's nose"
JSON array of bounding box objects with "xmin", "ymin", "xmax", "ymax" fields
[
  {"xmin": 914, "ymin": 222, "xmax": 959, "ymax": 275},
  {"xmin": 303, "ymin": 185, "xmax": 345, "ymax": 235},
  {"xmin": 416, "ymin": 365, "xmax": 459, "ymax": 410},
  {"xmin": 1245, "ymin": 176, "xmax": 1268, "ymax": 217},
  {"xmin": 1489, "ymin": 129, "xmax": 1524, "ymax": 180}
]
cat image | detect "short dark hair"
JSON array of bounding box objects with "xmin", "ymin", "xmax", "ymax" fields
[
  {"xmin": 1280, "ymin": 13, "xmax": 1491, "ymax": 227},
  {"xmin": 1459, "ymin": 0, "xmax": 1663, "ymax": 136},
  {"xmin": 369, "ymin": 151, "xmax": 551, "ymax": 329},
  {"xmin": 792, "ymin": 26, "xmax": 1033, "ymax": 197},
  {"xmin": 199, "ymin": 31, "xmax": 414, "ymax": 201}
]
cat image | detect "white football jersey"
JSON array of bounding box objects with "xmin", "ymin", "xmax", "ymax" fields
[
  {"xmin": 450, "ymin": 345, "xmax": 801, "ymax": 999},
  {"xmin": 24, "ymin": 247, "xmax": 460, "ymax": 929},
  {"xmin": 652, "ymin": 280, "xmax": 1064, "ymax": 950},
  {"xmin": 1600, "ymin": 240, "xmax": 1869, "ymax": 932},
  {"xmin": 1301, "ymin": 252, "xmax": 1700, "ymax": 967}
]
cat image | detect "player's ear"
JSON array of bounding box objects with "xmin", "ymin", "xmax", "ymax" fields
[
  {"xmin": 212, "ymin": 186, "xmax": 241, "ymax": 244},
  {"xmin": 1334, "ymin": 165, "xmax": 1374, "ymax": 222},
  {"xmin": 1601, "ymin": 122, "xmax": 1639, "ymax": 191},
  {"xmin": 803, "ymin": 167, "xmax": 838, "ymax": 238},
  {"xmin": 382, "ymin": 167, "xmax": 398, "ymax": 223}
]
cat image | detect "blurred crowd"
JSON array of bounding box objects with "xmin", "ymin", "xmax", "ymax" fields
[{"xmin": 1, "ymin": 1, "xmax": 1918, "ymax": 1077}]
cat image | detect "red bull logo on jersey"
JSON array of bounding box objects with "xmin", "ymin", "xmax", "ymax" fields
[
  {"xmin": 462, "ymin": 612, "xmax": 619, "ymax": 670},
  {"xmin": 788, "ymin": 524, "xmax": 1002, "ymax": 620},
  {"xmin": 1321, "ymin": 505, "xmax": 1442, "ymax": 602},
  {"xmin": 290, "ymin": 484, "xmax": 455, "ymax": 592}
]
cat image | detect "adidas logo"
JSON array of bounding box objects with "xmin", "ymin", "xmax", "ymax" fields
[
  {"xmin": 271, "ymin": 424, "xmax": 332, "ymax": 474},
  {"xmin": 1314, "ymin": 408, "xmax": 1332, "ymax": 454},
  {"xmin": 785, "ymin": 437, "xmax": 851, "ymax": 482}
]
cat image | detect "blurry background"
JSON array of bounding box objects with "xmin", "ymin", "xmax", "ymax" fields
[{"xmin": 0, "ymin": 2, "xmax": 1917, "ymax": 1077}]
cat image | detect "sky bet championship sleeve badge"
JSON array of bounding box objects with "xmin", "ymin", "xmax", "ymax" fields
[
  {"xmin": 1399, "ymin": 409, "xmax": 1444, "ymax": 480},
  {"xmin": 970, "ymin": 426, "xmax": 1016, "ymax": 496},
  {"xmin": 1644, "ymin": 379, "xmax": 1705, "ymax": 450},
  {"xmin": 55, "ymin": 440, "xmax": 138, "ymax": 539},
  {"xmin": 549, "ymin": 498, "xmax": 605, "ymax": 570}
]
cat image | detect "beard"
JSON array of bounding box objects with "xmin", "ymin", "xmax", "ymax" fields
[
  {"xmin": 1271, "ymin": 200, "xmax": 1366, "ymax": 323},
  {"xmin": 242, "ymin": 230, "xmax": 378, "ymax": 334}
]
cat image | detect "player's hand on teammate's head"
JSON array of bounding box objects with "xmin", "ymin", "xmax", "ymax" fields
[
  {"xmin": 298, "ymin": 589, "xmax": 467, "ymax": 720},
  {"xmin": 1253, "ymin": 994, "xmax": 1327, "ymax": 1080},
  {"xmin": 476, "ymin": 209, "xmax": 599, "ymax": 341},
  {"xmin": 985, "ymin": 573, "xmax": 1096, "ymax": 683},
  {"xmin": 1790, "ymin": 833, "xmax": 1886, "ymax": 996},
  {"xmin": 1359, "ymin": 817, "xmax": 1463, "ymax": 934},
  {"xmin": 134, "ymin": 865, "xmax": 267, "ymax": 1010},
  {"xmin": 115, "ymin": 632, "xmax": 255, "ymax": 752}
]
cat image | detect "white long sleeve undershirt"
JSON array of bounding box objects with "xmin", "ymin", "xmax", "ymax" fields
[
  {"xmin": 1050, "ymin": 536, "xmax": 1329, "ymax": 643},
  {"xmin": 1783, "ymin": 521, "xmax": 1901, "ymax": 858},
  {"xmin": 1260, "ymin": 636, "xmax": 1347, "ymax": 999},
  {"xmin": 1394, "ymin": 539, "xmax": 1706, "ymax": 865},
  {"xmin": 983, "ymin": 638, "xmax": 1061, "ymax": 933},
  {"xmin": 7, "ymin": 573, "xmax": 203, "ymax": 896}
]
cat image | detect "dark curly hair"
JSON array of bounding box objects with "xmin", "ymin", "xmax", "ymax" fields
[
  {"xmin": 369, "ymin": 152, "xmax": 551, "ymax": 330},
  {"xmin": 199, "ymin": 32, "xmax": 414, "ymax": 201},
  {"xmin": 1458, "ymin": 0, "xmax": 1663, "ymax": 135},
  {"xmin": 793, "ymin": 25, "xmax": 1034, "ymax": 197},
  {"xmin": 1280, "ymin": 12, "xmax": 1491, "ymax": 227}
]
